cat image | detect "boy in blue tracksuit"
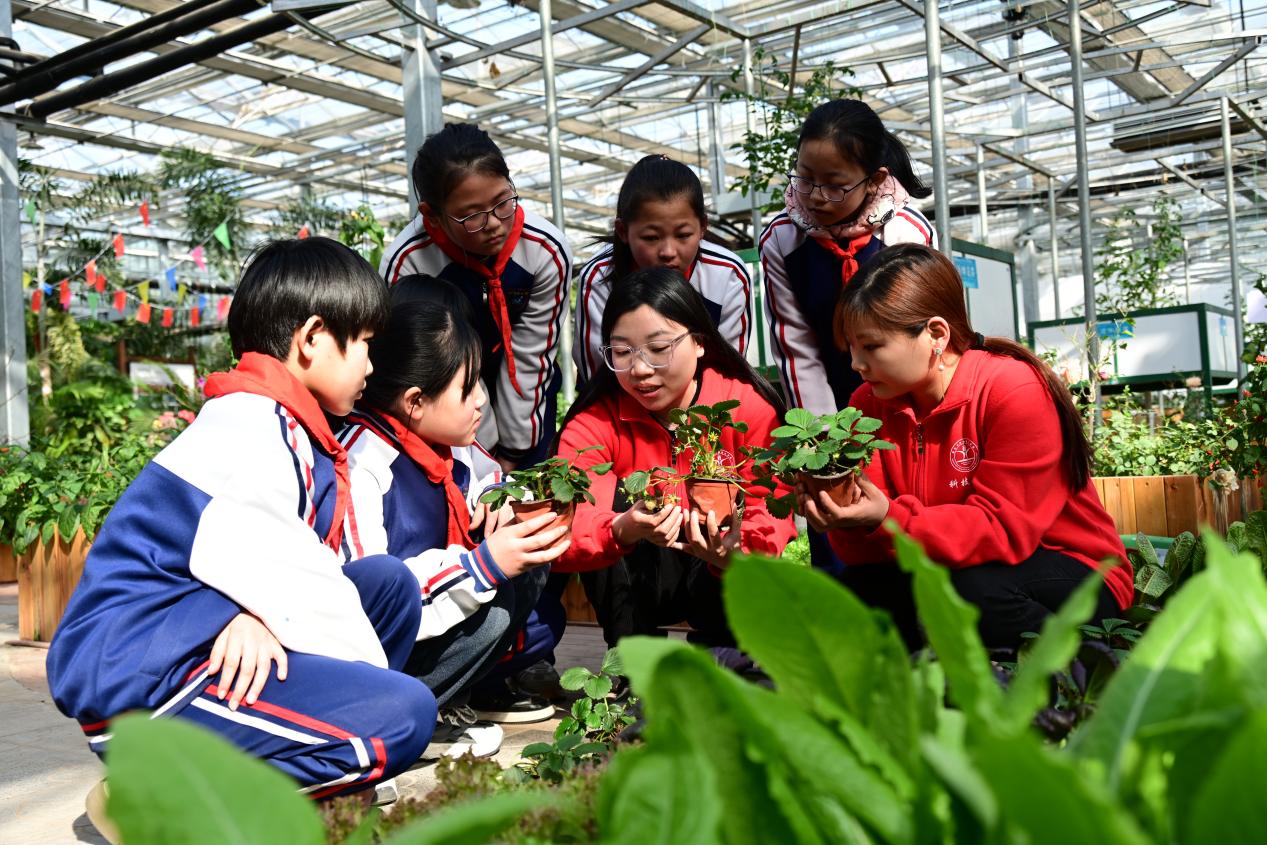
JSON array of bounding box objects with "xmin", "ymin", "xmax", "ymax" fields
[{"xmin": 46, "ymin": 237, "xmax": 435, "ymax": 800}]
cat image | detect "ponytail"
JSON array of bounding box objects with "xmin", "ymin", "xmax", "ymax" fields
[{"xmin": 838, "ymin": 244, "xmax": 1091, "ymax": 491}]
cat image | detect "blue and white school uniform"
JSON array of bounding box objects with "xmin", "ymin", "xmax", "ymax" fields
[
  {"xmin": 573, "ymin": 241, "xmax": 752, "ymax": 383},
  {"xmin": 46, "ymin": 354, "xmax": 435, "ymax": 798},
  {"xmin": 760, "ymin": 205, "xmax": 935, "ymax": 414},
  {"xmin": 380, "ymin": 208, "xmax": 573, "ymax": 467}
]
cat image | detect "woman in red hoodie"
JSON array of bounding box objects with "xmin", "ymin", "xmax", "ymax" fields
[
  {"xmin": 556, "ymin": 267, "xmax": 797, "ymax": 649},
  {"xmin": 801, "ymin": 244, "xmax": 1132, "ymax": 650}
]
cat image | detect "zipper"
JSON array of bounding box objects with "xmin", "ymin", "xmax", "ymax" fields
[{"xmin": 914, "ymin": 422, "xmax": 926, "ymax": 503}]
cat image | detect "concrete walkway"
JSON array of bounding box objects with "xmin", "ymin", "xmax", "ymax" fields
[{"xmin": 0, "ymin": 582, "xmax": 607, "ymax": 844}]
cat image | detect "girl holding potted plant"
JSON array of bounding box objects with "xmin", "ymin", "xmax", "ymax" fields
[
  {"xmin": 801, "ymin": 244, "xmax": 1133, "ymax": 650},
  {"xmin": 344, "ymin": 281, "xmax": 568, "ymax": 751},
  {"xmin": 555, "ymin": 267, "xmax": 797, "ymax": 649}
]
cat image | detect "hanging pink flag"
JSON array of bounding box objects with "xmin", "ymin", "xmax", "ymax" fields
[
  {"xmin": 113, "ymin": 234, "xmax": 125, "ymax": 258},
  {"xmin": 297, "ymin": 225, "xmax": 310, "ymax": 240},
  {"xmin": 161, "ymin": 307, "xmax": 173, "ymax": 327},
  {"xmin": 140, "ymin": 201, "xmax": 151, "ymax": 226},
  {"xmin": 113, "ymin": 290, "xmax": 126, "ymax": 312},
  {"xmin": 217, "ymin": 296, "xmax": 232, "ymax": 320},
  {"xmin": 59, "ymin": 279, "xmax": 71, "ymax": 308},
  {"xmin": 191, "ymin": 245, "xmax": 206, "ymax": 270},
  {"xmin": 85, "ymin": 259, "xmax": 97, "ymax": 288}
]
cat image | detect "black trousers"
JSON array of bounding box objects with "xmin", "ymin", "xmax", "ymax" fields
[{"xmin": 839, "ymin": 547, "xmax": 1123, "ymax": 652}]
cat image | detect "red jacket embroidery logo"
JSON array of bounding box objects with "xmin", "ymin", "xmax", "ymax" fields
[{"xmin": 949, "ymin": 438, "xmax": 980, "ymax": 473}]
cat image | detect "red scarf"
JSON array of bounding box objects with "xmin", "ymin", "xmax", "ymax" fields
[
  {"xmin": 203, "ymin": 352, "xmax": 349, "ymax": 552},
  {"xmin": 369, "ymin": 409, "xmax": 474, "ymax": 549},
  {"xmin": 422, "ymin": 205, "xmax": 526, "ymax": 398},
  {"xmin": 812, "ymin": 231, "xmax": 874, "ymax": 287}
]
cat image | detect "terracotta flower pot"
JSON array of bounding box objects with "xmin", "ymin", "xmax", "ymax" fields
[
  {"xmin": 509, "ymin": 499, "xmax": 576, "ymax": 536},
  {"xmin": 799, "ymin": 471, "xmax": 857, "ymax": 509},
  {"xmin": 684, "ymin": 478, "xmax": 743, "ymax": 530}
]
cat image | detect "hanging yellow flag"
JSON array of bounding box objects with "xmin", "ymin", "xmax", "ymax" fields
[
  {"xmin": 22, "ymin": 270, "xmax": 31, "ymax": 289},
  {"xmin": 139, "ymin": 281, "xmax": 150, "ymax": 304},
  {"xmin": 177, "ymin": 282, "xmax": 187, "ymax": 304}
]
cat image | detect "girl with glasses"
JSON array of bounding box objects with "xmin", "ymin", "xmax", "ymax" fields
[
  {"xmin": 381, "ymin": 122, "xmax": 573, "ymax": 474},
  {"xmin": 553, "ymin": 267, "xmax": 796, "ymax": 651},
  {"xmin": 803, "ymin": 245, "xmax": 1132, "ymax": 651},
  {"xmin": 574, "ymin": 154, "xmax": 752, "ymax": 384},
  {"xmin": 760, "ymin": 98, "xmax": 937, "ymax": 576}
]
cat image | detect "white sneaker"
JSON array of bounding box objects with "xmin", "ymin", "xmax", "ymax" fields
[
  {"xmin": 421, "ymin": 705, "xmax": 504, "ymax": 760},
  {"xmin": 85, "ymin": 780, "xmax": 121, "ymax": 845}
]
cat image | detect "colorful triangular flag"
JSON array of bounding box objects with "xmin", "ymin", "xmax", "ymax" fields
[
  {"xmin": 23, "ymin": 199, "xmax": 35, "ymax": 225},
  {"xmin": 112, "ymin": 233, "xmax": 125, "ymax": 258},
  {"xmin": 85, "ymin": 259, "xmax": 97, "ymax": 289},
  {"xmin": 190, "ymin": 306, "xmax": 200, "ymax": 328},
  {"xmin": 139, "ymin": 281, "xmax": 149, "ymax": 305},
  {"xmin": 217, "ymin": 296, "xmax": 231, "ymax": 320},
  {"xmin": 165, "ymin": 267, "xmax": 177, "ymax": 290},
  {"xmin": 136, "ymin": 303, "xmax": 151, "ymax": 324},
  {"xmin": 177, "ymin": 282, "xmax": 187, "ymax": 304},
  {"xmin": 58, "ymin": 279, "xmax": 71, "ymax": 309},
  {"xmin": 297, "ymin": 224, "xmax": 310, "ymax": 240},
  {"xmin": 190, "ymin": 245, "xmax": 206, "ymax": 270},
  {"xmin": 21, "ymin": 270, "xmax": 30, "ymax": 289},
  {"xmin": 87, "ymin": 291, "xmax": 99, "ymax": 311},
  {"xmin": 198, "ymin": 294, "xmax": 208, "ymax": 310},
  {"xmin": 140, "ymin": 201, "xmax": 151, "ymax": 226},
  {"xmin": 212, "ymin": 222, "xmax": 231, "ymax": 250},
  {"xmin": 113, "ymin": 290, "xmax": 126, "ymax": 313},
  {"xmin": 30, "ymin": 288, "xmax": 42, "ymax": 312},
  {"xmin": 161, "ymin": 307, "xmax": 173, "ymax": 327}
]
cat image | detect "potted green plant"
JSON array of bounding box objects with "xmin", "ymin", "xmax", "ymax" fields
[
  {"xmin": 750, "ymin": 407, "xmax": 894, "ymax": 518},
  {"xmin": 667, "ymin": 400, "xmax": 748, "ymax": 529},
  {"xmin": 479, "ymin": 449, "xmax": 613, "ymax": 536},
  {"xmin": 620, "ymin": 466, "xmax": 681, "ymax": 513}
]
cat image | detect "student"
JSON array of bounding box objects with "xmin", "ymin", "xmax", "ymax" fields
[
  {"xmin": 556, "ymin": 267, "xmax": 797, "ymax": 649},
  {"xmin": 801, "ymin": 244, "xmax": 1134, "ymax": 650},
  {"xmin": 380, "ymin": 122, "xmax": 573, "ymax": 472},
  {"xmin": 574, "ymin": 154, "xmax": 752, "ymax": 383},
  {"xmin": 46, "ymin": 237, "xmax": 435, "ymax": 800},
  {"xmin": 761, "ymin": 98, "xmax": 936, "ymax": 415},
  {"xmin": 342, "ymin": 279, "xmax": 564, "ymax": 756}
]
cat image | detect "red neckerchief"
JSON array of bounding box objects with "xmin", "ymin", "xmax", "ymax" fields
[
  {"xmin": 203, "ymin": 352, "xmax": 349, "ymax": 552},
  {"xmin": 368, "ymin": 408, "xmax": 473, "ymax": 549},
  {"xmin": 422, "ymin": 205, "xmax": 526, "ymax": 397},
  {"xmin": 812, "ymin": 231, "xmax": 874, "ymax": 287}
]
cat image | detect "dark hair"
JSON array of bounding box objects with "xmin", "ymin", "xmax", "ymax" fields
[
  {"xmin": 411, "ymin": 122, "xmax": 510, "ymax": 211},
  {"xmin": 835, "ymin": 244, "xmax": 1091, "ymax": 491},
  {"xmin": 229, "ymin": 236, "xmax": 389, "ymax": 360},
  {"xmin": 800, "ymin": 99, "xmax": 932, "ymax": 200},
  {"xmin": 606, "ymin": 155, "xmax": 708, "ymax": 281},
  {"xmin": 561, "ymin": 266, "xmax": 784, "ymax": 434},
  {"xmin": 362, "ymin": 276, "xmax": 482, "ymax": 411}
]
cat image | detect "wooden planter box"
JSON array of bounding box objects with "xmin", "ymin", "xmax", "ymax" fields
[
  {"xmin": 1091, "ymin": 474, "xmax": 1263, "ymax": 538},
  {"xmin": 0, "ymin": 544, "xmax": 15, "ymax": 583},
  {"xmin": 17, "ymin": 528, "xmax": 91, "ymax": 642}
]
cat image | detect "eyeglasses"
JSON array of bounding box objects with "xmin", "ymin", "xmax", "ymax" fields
[
  {"xmin": 601, "ymin": 332, "xmax": 693, "ymax": 372},
  {"xmin": 448, "ymin": 192, "xmax": 519, "ymax": 234},
  {"xmin": 786, "ymin": 173, "xmax": 873, "ymax": 203}
]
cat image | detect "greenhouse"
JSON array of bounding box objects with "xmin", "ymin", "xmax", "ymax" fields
[{"xmin": 1, "ymin": 0, "xmax": 1267, "ymax": 842}]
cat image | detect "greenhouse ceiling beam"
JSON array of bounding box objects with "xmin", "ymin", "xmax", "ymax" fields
[
  {"xmin": 514, "ymin": 0, "xmax": 704, "ymax": 63},
  {"xmin": 1226, "ymin": 96, "xmax": 1267, "ymax": 146},
  {"xmin": 437, "ymin": 0, "xmax": 648, "ymax": 70},
  {"xmin": 1169, "ymin": 38, "xmax": 1261, "ymax": 108},
  {"xmin": 80, "ymin": 102, "xmax": 322, "ymax": 156},
  {"xmin": 653, "ymin": 0, "xmax": 748, "ymax": 39},
  {"xmin": 585, "ymin": 24, "xmax": 708, "ymax": 109}
]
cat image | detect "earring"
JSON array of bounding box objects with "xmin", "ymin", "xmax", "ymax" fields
[{"xmin": 935, "ymin": 347, "xmax": 945, "ymax": 372}]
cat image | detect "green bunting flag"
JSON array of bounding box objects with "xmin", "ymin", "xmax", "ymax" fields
[
  {"xmin": 23, "ymin": 199, "xmax": 35, "ymax": 224},
  {"xmin": 212, "ymin": 222, "xmax": 231, "ymax": 250}
]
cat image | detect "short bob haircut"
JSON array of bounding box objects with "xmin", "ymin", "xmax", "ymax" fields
[
  {"xmin": 362, "ymin": 275, "xmax": 483, "ymax": 410},
  {"xmin": 228, "ymin": 236, "xmax": 390, "ymax": 360}
]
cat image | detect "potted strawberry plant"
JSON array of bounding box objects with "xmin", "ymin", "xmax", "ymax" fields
[
  {"xmin": 621, "ymin": 466, "xmax": 681, "ymax": 513},
  {"xmin": 479, "ymin": 449, "xmax": 613, "ymax": 536},
  {"xmin": 667, "ymin": 400, "xmax": 748, "ymax": 529},
  {"xmin": 750, "ymin": 407, "xmax": 894, "ymax": 518}
]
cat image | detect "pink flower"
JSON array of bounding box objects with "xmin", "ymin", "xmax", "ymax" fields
[{"xmin": 177, "ymin": 409, "xmax": 196, "ymax": 424}]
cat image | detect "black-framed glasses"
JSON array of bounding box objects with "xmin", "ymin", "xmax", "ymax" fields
[
  {"xmin": 601, "ymin": 332, "xmax": 693, "ymax": 372},
  {"xmin": 786, "ymin": 172, "xmax": 873, "ymax": 203},
  {"xmin": 449, "ymin": 191, "xmax": 519, "ymax": 233}
]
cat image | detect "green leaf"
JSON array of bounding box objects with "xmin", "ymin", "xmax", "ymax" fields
[
  {"xmin": 597, "ymin": 745, "xmax": 723, "ymax": 845},
  {"xmin": 559, "ymin": 666, "xmax": 593, "ymax": 691},
  {"xmin": 1134, "ymin": 564, "xmax": 1172, "ymax": 600},
  {"xmin": 57, "ymin": 506, "xmax": 79, "ymax": 543},
  {"xmin": 550, "ymin": 477, "xmax": 576, "ymax": 502},
  {"xmin": 601, "ymin": 646, "xmax": 625, "ymax": 677},
  {"xmin": 770, "ymin": 425, "xmax": 802, "ymax": 438},
  {"xmin": 805, "ymin": 451, "xmax": 830, "ymax": 471},
  {"xmin": 1000, "ymin": 573, "xmax": 1103, "ymax": 734},
  {"xmin": 1167, "ymin": 532, "xmax": 1197, "ymax": 584},
  {"xmin": 382, "ymin": 790, "xmax": 551, "ymax": 845},
  {"xmin": 1133, "ymin": 533, "xmax": 1160, "ymax": 569},
  {"xmin": 521, "ymin": 741, "xmax": 554, "ymax": 757},
  {"xmin": 854, "ymin": 417, "xmax": 883, "ymax": 433},
  {"xmin": 1184, "ymin": 708, "xmax": 1267, "ymax": 845},
  {"xmin": 785, "ymin": 408, "xmax": 817, "ymax": 428},
  {"xmin": 591, "ymin": 461, "xmax": 614, "ymax": 475},
  {"xmin": 105, "ymin": 714, "xmax": 325, "ymax": 845},
  {"xmin": 722, "ymin": 554, "xmax": 919, "ymax": 775},
  {"xmin": 584, "ymin": 675, "xmax": 614, "ymax": 700},
  {"xmin": 890, "ymin": 525, "xmax": 1002, "ymax": 726}
]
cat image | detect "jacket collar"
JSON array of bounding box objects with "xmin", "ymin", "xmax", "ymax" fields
[{"xmin": 879, "ymin": 349, "xmax": 984, "ymax": 425}]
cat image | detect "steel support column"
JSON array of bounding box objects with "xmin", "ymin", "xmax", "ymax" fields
[
  {"xmin": 401, "ymin": 0, "xmax": 443, "ymax": 209},
  {"xmin": 540, "ymin": 0, "xmax": 574, "ymax": 402},
  {"xmin": 743, "ymin": 39, "xmax": 768, "ymax": 369},
  {"xmin": 1048, "ymin": 176, "xmax": 1061, "ymax": 317},
  {"xmin": 706, "ymin": 80, "xmax": 726, "ymax": 213},
  {"xmin": 976, "ymin": 146, "xmax": 988, "ymax": 241},
  {"xmin": 1222, "ymin": 97, "xmax": 1246, "ymax": 380},
  {"xmin": 1069, "ymin": 0, "xmax": 1099, "ymax": 407},
  {"xmin": 0, "ymin": 0, "xmax": 28, "ymax": 445},
  {"xmin": 925, "ymin": 0, "xmax": 951, "ymax": 254}
]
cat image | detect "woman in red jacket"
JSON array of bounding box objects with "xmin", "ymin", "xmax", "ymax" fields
[
  {"xmin": 556, "ymin": 267, "xmax": 797, "ymax": 649},
  {"xmin": 801, "ymin": 244, "xmax": 1132, "ymax": 650}
]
